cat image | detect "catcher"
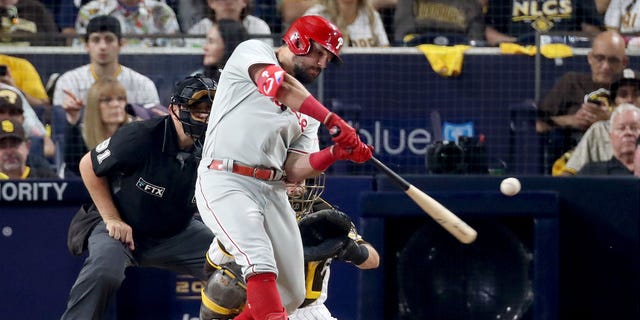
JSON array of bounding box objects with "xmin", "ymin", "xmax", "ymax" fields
[{"xmin": 199, "ymin": 174, "xmax": 379, "ymax": 319}]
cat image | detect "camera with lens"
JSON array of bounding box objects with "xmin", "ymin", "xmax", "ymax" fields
[{"xmin": 425, "ymin": 135, "xmax": 488, "ymax": 174}]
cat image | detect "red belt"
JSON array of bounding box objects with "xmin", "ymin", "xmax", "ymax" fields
[{"xmin": 208, "ymin": 159, "xmax": 282, "ymax": 181}]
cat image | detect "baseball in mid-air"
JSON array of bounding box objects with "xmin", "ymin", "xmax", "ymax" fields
[{"xmin": 500, "ymin": 177, "xmax": 521, "ymax": 196}]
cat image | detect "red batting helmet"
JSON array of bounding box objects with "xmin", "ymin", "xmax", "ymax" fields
[{"xmin": 283, "ymin": 15, "xmax": 344, "ymax": 63}]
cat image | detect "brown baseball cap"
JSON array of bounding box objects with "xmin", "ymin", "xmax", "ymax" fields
[
  {"xmin": 0, "ymin": 119, "xmax": 26, "ymax": 141},
  {"xmin": 0, "ymin": 88, "xmax": 23, "ymax": 113}
]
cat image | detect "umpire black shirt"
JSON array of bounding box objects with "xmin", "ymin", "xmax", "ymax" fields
[{"xmin": 90, "ymin": 116, "xmax": 199, "ymax": 237}]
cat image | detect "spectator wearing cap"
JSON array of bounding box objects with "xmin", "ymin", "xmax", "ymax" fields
[
  {"xmin": 0, "ymin": 81, "xmax": 49, "ymax": 142},
  {"xmin": 74, "ymin": 0, "xmax": 181, "ymax": 47},
  {"xmin": 0, "ymin": 119, "xmax": 58, "ymax": 179},
  {"xmin": 52, "ymin": 15, "xmax": 160, "ymax": 132},
  {"xmin": 563, "ymin": 68, "xmax": 640, "ymax": 175},
  {"xmin": 578, "ymin": 103, "xmax": 640, "ymax": 175},
  {"xmin": 0, "ymin": 89, "xmax": 23, "ymax": 120},
  {"xmin": 0, "ymin": 59, "xmax": 56, "ymax": 163},
  {"xmin": 0, "ymin": 87, "xmax": 56, "ymax": 172}
]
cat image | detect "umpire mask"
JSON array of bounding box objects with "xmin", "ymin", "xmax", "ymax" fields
[{"xmin": 170, "ymin": 75, "xmax": 217, "ymax": 140}]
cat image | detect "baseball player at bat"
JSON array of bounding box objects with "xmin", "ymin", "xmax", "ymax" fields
[
  {"xmin": 195, "ymin": 15, "xmax": 373, "ymax": 319},
  {"xmin": 199, "ymin": 175, "xmax": 380, "ymax": 320}
]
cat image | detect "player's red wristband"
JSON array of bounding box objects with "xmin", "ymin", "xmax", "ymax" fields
[
  {"xmin": 309, "ymin": 146, "xmax": 337, "ymax": 171},
  {"xmin": 299, "ymin": 95, "xmax": 331, "ymax": 123}
]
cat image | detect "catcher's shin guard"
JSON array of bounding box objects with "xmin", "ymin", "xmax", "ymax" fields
[{"xmin": 200, "ymin": 255, "xmax": 247, "ymax": 320}]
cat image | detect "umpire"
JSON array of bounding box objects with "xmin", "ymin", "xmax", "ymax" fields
[{"xmin": 61, "ymin": 75, "xmax": 217, "ymax": 319}]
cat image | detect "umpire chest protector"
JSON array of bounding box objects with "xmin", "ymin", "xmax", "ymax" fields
[{"xmin": 90, "ymin": 117, "xmax": 200, "ymax": 237}]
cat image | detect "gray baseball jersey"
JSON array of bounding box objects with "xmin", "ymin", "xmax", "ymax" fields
[
  {"xmin": 52, "ymin": 64, "xmax": 160, "ymax": 107},
  {"xmin": 196, "ymin": 39, "xmax": 319, "ymax": 314}
]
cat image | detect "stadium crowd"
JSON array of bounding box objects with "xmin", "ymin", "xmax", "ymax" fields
[{"xmin": 2, "ymin": 2, "xmax": 640, "ymax": 320}]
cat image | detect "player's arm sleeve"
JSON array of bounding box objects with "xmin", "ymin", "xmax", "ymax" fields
[{"xmin": 341, "ymin": 213, "xmax": 380, "ymax": 269}]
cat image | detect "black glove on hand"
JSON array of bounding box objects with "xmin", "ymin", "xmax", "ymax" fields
[{"xmin": 336, "ymin": 240, "xmax": 369, "ymax": 265}]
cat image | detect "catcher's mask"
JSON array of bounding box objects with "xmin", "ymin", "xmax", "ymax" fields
[
  {"xmin": 287, "ymin": 173, "xmax": 326, "ymax": 219},
  {"xmin": 170, "ymin": 75, "xmax": 216, "ymax": 140}
]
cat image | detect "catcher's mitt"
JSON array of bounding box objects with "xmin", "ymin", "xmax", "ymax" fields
[{"xmin": 298, "ymin": 209, "xmax": 352, "ymax": 261}]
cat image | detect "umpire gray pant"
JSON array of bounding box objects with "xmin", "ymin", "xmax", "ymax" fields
[{"xmin": 60, "ymin": 219, "xmax": 213, "ymax": 320}]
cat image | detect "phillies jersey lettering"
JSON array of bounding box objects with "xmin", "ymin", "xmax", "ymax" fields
[{"xmin": 294, "ymin": 111, "xmax": 309, "ymax": 133}]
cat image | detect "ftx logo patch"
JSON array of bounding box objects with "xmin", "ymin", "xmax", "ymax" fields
[{"xmin": 136, "ymin": 178, "xmax": 165, "ymax": 197}]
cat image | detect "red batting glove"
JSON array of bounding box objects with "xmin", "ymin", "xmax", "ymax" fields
[
  {"xmin": 333, "ymin": 143, "xmax": 374, "ymax": 163},
  {"xmin": 309, "ymin": 143, "xmax": 374, "ymax": 172},
  {"xmin": 257, "ymin": 65, "xmax": 285, "ymax": 98},
  {"xmin": 325, "ymin": 113, "xmax": 358, "ymax": 148}
]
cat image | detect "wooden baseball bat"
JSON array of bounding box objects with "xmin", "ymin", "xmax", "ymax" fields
[{"xmin": 369, "ymin": 157, "xmax": 477, "ymax": 244}]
